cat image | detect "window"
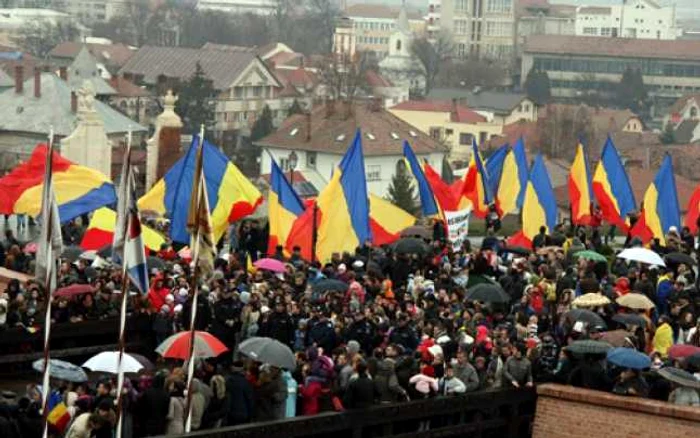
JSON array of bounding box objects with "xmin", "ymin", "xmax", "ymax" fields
[
  {"xmin": 691, "ymin": 107, "xmax": 698, "ymax": 118},
  {"xmin": 280, "ymin": 158, "xmax": 289, "ymax": 171},
  {"xmin": 455, "ymin": 19, "xmax": 467, "ymax": 36},
  {"xmin": 459, "ymin": 133, "xmax": 473, "ymax": 145},
  {"xmin": 458, "ymin": 43, "xmax": 466, "ymax": 58},
  {"xmin": 307, "ymin": 151, "xmax": 317, "ymax": 169},
  {"xmin": 479, "ymin": 131, "xmax": 488, "ymax": 145},
  {"xmin": 396, "ymin": 160, "xmax": 407, "ymax": 177},
  {"xmin": 366, "ymin": 165, "xmax": 381, "ymax": 181},
  {"xmin": 429, "ymin": 127, "xmax": 441, "ymax": 140},
  {"xmin": 583, "ymin": 27, "xmax": 597, "ymax": 35},
  {"xmin": 524, "ymin": 104, "xmax": 530, "ymax": 112},
  {"xmin": 445, "ymin": 129, "xmax": 454, "ymax": 136},
  {"xmin": 601, "ymin": 27, "xmax": 612, "ymax": 37},
  {"xmin": 396, "ymin": 39, "xmax": 402, "ymax": 51},
  {"xmin": 455, "ymin": 0, "xmax": 467, "ymax": 13},
  {"xmin": 233, "ymin": 87, "xmax": 243, "ymax": 98},
  {"xmin": 253, "ymin": 86, "xmax": 262, "ymax": 97}
]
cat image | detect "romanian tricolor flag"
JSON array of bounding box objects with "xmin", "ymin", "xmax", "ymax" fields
[
  {"xmin": 0, "ymin": 144, "xmax": 116, "ymax": 222},
  {"xmin": 139, "ymin": 135, "xmax": 262, "ymax": 244},
  {"xmin": 403, "ymin": 141, "xmax": 439, "ymax": 217},
  {"xmin": 592, "ymin": 137, "xmax": 636, "ymax": 231},
  {"xmin": 509, "ymin": 155, "xmax": 557, "ymax": 248},
  {"xmin": 456, "ymin": 140, "xmax": 493, "ymax": 218},
  {"xmin": 80, "ymin": 207, "xmax": 165, "ymax": 252},
  {"xmin": 485, "ymin": 143, "xmax": 509, "ymax": 195},
  {"xmin": 630, "ymin": 154, "xmax": 680, "ymax": 245},
  {"xmin": 423, "ymin": 161, "xmax": 458, "ymax": 212},
  {"xmin": 267, "ymin": 157, "xmax": 305, "ymax": 255},
  {"xmin": 314, "ymin": 130, "xmax": 371, "ymax": 262},
  {"xmin": 47, "ymin": 402, "xmax": 71, "ymax": 434},
  {"xmin": 568, "ymin": 142, "xmax": 594, "ymax": 225},
  {"xmin": 685, "ymin": 184, "xmax": 700, "ymax": 234},
  {"xmin": 369, "ymin": 194, "xmax": 416, "ymax": 246},
  {"xmin": 489, "ymin": 138, "xmax": 528, "ymax": 217}
]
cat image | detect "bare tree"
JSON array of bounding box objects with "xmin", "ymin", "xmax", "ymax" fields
[
  {"xmin": 411, "ymin": 32, "xmax": 454, "ymax": 95},
  {"xmin": 316, "ymin": 52, "xmax": 372, "ymax": 100},
  {"xmin": 14, "ymin": 19, "xmax": 80, "ymax": 59},
  {"xmin": 537, "ymin": 104, "xmax": 595, "ymax": 159},
  {"xmin": 437, "ymin": 59, "xmax": 506, "ymax": 89}
]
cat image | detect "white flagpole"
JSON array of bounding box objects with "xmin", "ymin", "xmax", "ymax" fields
[
  {"xmin": 40, "ymin": 127, "xmax": 56, "ymax": 438},
  {"xmin": 184, "ymin": 125, "xmax": 205, "ymax": 433},
  {"xmin": 114, "ymin": 128, "xmax": 132, "ymax": 438}
]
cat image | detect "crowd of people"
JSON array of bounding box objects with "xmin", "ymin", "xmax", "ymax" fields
[{"xmin": 0, "ymin": 216, "xmax": 699, "ymax": 438}]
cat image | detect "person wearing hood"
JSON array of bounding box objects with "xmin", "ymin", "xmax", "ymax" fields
[
  {"xmin": 343, "ymin": 360, "xmax": 377, "ymax": 409},
  {"xmin": 374, "ymin": 345, "xmax": 409, "ymax": 403},
  {"xmin": 136, "ymin": 372, "xmax": 170, "ymax": 437},
  {"xmin": 225, "ymin": 361, "xmax": 254, "ymax": 426},
  {"xmin": 653, "ymin": 315, "xmax": 674, "ymax": 358}
]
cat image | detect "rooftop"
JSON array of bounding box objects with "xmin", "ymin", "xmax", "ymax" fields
[
  {"xmin": 390, "ymin": 100, "xmax": 487, "ymax": 124},
  {"xmin": 256, "ymin": 100, "xmax": 448, "ymax": 157},
  {"xmin": 578, "ymin": 6, "xmax": 612, "ymax": 15},
  {"xmin": 344, "ymin": 3, "xmax": 423, "ymax": 21},
  {"xmin": 67, "ymin": 46, "xmax": 116, "ymax": 96},
  {"xmin": 108, "ymin": 76, "xmax": 150, "ymax": 98},
  {"xmin": 426, "ymin": 88, "xmax": 530, "ymax": 115},
  {"xmin": 49, "ymin": 42, "xmax": 135, "ymax": 70},
  {"xmin": 524, "ymin": 35, "xmax": 700, "ymax": 61}
]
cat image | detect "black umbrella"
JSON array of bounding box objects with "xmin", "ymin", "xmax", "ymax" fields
[
  {"xmin": 393, "ymin": 237, "xmax": 429, "ymax": 255},
  {"xmin": 400, "ymin": 226, "xmax": 431, "ymax": 239},
  {"xmin": 502, "ymin": 245, "xmax": 531, "ymax": 256},
  {"xmin": 657, "ymin": 367, "xmax": 700, "ymax": 389},
  {"xmin": 686, "ymin": 353, "xmax": 700, "ymax": 370},
  {"xmin": 464, "ymin": 283, "xmax": 510, "ymax": 303},
  {"xmin": 147, "ymin": 256, "xmax": 166, "ymax": 271},
  {"xmin": 565, "ymin": 340, "xmax": 612, "ymax": 355},
  {"xmin": 565, "ymin": 309, "xmax": 608, "ymax": 330},
  {"xmin": 312, "ymin": 279, "xmax": 348, "ymax": 294},
  {"xmin": 664, "ymin": 252, "xmax": 696, "ymax": 266},
  {"xmin": 612, "ymin": 313, "xmax": 646, "ymax": 328},
  {"xmin": 61, "ymin": 246, "xmax": 83, "ymax": 262},
  {"xmin": 97, "ymin": 245, "xmax": 113, "ymax": 259}
]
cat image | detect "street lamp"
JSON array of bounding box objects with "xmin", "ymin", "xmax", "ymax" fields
[{"xmin": 288, "ymin": 151, "xmax": 298, "ymax": 187}]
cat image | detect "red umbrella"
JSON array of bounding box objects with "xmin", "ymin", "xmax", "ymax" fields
[
  {"xmin": 54, "ymin": 284, "xmax": 95, "ymax": 298},
  {"xmin": 668, "ymin": 344, "xmax": 700, "ymax": 360},
  {"xmin": 155, "ymin": 331, "xmax": 228, "ymax": 360}
]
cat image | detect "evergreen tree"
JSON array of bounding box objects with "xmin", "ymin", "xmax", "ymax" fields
[
  {"xmin": 524, "ymin": 67, "xmax": 551, "ymax": 105},
  {"xmin": 387, "ymin": 167, "xmax": 418, "ymax": 215},
  {"xmin": 175, "ymin": 62, "xmax": 216, "ymax": 134},
  {"xmin": 617, "ymin": 67, "xmax": 647, "ymax": 114},
  {"xmin": 659, "ymin": 122, "xmax": 676, "ymax": 145},
  {"xmin": 287, "ymin": 99, "xmax": 304, "ymax": 117},
  {"xmin": 250, "ymin": 105, "xmax": 275, "ymax": 141}
]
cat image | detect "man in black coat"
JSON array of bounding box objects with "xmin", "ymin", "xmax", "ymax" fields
[
  {"xmin": 225, "ymin": 362, "xmax": 255, "ymax": 426},
  {"xmin": 342, "ymin": 361, "xmax": 377, "ymax": 409},
  {"xmin": 211, "ymin": 289, "xmax": 241, "ymax": 352},
  {"xmin": 259, "ymin": 297, "xmax": 295, "ymax": 348},
  {"xmin": 388, "ymin": 314, "xmax": 418, "ymax": 352},
  {"xmin": 307, "ymin": 311, "xmax": 336, "ymax": 354},
  {"xmin": 345, "ymin": 312, "xmax": 376, "ymax": 355},
  {"xmin": 136, "ymin": 373, "xmax": 169, "ymax": 436}
]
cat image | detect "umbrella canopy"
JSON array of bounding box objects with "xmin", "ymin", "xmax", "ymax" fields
[
  {"xmin": 606, "ymin": 347, "xmax": 651, "ymax": 370},
  {"xmin": 612, "ymin": 313, "xmax": 647, "ymax": 328},
  {"xmin": 464, "ymin": 283, "xmax": 510, "ymax": 303},
  {"xmin": 79, "ymin": 250, "xmax": 97, "ymax": 261},
  {"xmin": 32, "ymin": 359, "xmax": 88, "ymax": 382},
  {"xmin": 146, "ymin": 256, "xmax": 166, "ymax": 271},
  {"xmin": 565, "ymin": 340, "xmax": 613, "ymax": 355},
  {"xmin": 686, "ymin": 353, "xmax": 700, "ymax": 370},
  {"xmin": 657, "ymin": 367, "xmax": 700, "ymax": 389},
  {"xmin": 393, "ymin": 237, "xmax": 429, "ymax": 255},
  {"xmin": 61, "ymin": 246, "xmax": 83, "ymax": 262},
  {"xmin": 617, "ymin": 247, "xmax": 665, "ymax": 267},
  {"xmin": 572, "ymin": 293, "xmax": 611, "ymax": 308},
  {"xmin": 564, "ymin": 309, "xmax": 607, "ymax": 330},
  {"xmin": 54, "ymin": 284, "xmax": 95, "ymax": 298},
  {"xmin": 668, "ymin": 344, "xmax": 700, "ymax": 360},
  {"xmin": 600, "ymin": 330, "xmax": 635, "ymax": 348},
  {"xmin": 536, "ymin": 246, "xmax": 563, "ymax": 255},
  {"xmin": 254, "ymin": 258, "xmax": 286, "ymax": 273},
  {"xmin": 312, "ymin": 279, "xmax": 349, "ymax": 294},
  {"xmin": 503, "ymin": 246, "xmax": 531, "ymax": 256},
  {"xmin": 573, "ymin": 250, "xmax": 607, "ymax": 263},
  {"xmin": 238, "ymin": 336, "xmax": 296, "ymax": 370},
  {"xmin": 664, "ymin": 252, "xmax": 696, "ymax": 266},
  {"xmin": 156, "ymin": 331, "xmax": 229, "ymax": 360},
  {"xmin": 96, "ymin": 245, "xmax": 112, "ymax": 259},
  {"xmin": 82, "ymin": 352, "xmax": 144, "ymax": 374},
  {"xmin": 616, "ymin": 293, "xmax": 655, "ymax": 310},
  {"xmin": 400, "ymin": 225, "xmax": 431, "ymax": 239}
]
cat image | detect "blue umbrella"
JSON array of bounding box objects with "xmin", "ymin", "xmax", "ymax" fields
[
  {"xmin": 606, "ymin": 347, "xmax": 651, "ymax": 370},
  {"xmin": 32, "ymin": 359, "xmax": 88, "ymax": 382}
]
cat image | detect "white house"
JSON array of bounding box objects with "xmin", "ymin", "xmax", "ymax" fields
[
  {"xmin": 575, "ymin": 0, "xmax": 679, "ymax": 40},
  {"xmin": 255, "ymin": 100, "xmax": 448, "ymax": 197}
]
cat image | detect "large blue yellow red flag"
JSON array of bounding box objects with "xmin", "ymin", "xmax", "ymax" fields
[
  {"xmin": 0, "ymin": 144, "xmax": 116, "ymax": 222},
  {"xmin": 456, "ymin": 140, "xmax": 493, "ymax": 218},
  {"xmin": 268, "ymin": 156, "xmax": 305, "ymax": 255},
  {"xmin": 630, "ymin": 154, "xmax": 680, "ymax": 245},
  {"xmin": 685, "ymin": 184, "xmax": 700, "ymax": 234},
  {"xmin": 139, "ymin": 135, "xmax": 262, "ymax": 244},
  {"xmin": 509, "ymin": 154, "xmax": 557, "ymax": 248},
  {"xmin": 568, "ymin": 142, "xmax": 594, "ymax": 226},
  {"xmin": 403, "ymin": 141, "xmax": 439, "ymax": 217},
  {"xmin": 592, "ymin": 137, "xmax": 636, "ymax": 231},
  {"xmin": 489, "ymin": 138, "xmax": 529, "ymax": 217},
  {"xmin": 423, "ymin": 161, "xmax": 458, "ymax": 212},
  {"xmin": 485, "ymin": 143, "xmax": 509, "ymax": 195},
  {"xmin": 315, "ymin": 130, "xmax": 371, "ymax": 261}
]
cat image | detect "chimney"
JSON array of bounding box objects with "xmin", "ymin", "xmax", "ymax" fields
[
  {"xmin": 305, "ymin": 112, "xmax": 311, "ymax": 141},
  {"xmin": 14, "ymin": 65, "xmax": 23, "ymax": 94},
  {"xmin": 71, "ymin": 91, "xmax": 77, "ymax": 113},
  {"xmin": 34, "ymin": 67, "xmax": 41, "ymax": 99},
  {"xmin": 325, "ymin": 99, "xmax": 334, "ymax": 118},
  {"xmin": 59, "ymin": 66, "xmax": 68, "ymax": 81}
]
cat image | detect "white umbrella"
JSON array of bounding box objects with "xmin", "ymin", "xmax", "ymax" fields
[
  {"xmin": 617, "ymin": 248, "xmax": 665, "ymax": 267},
  {"xmin": 82, "ymin": 352, "xmax": 144, "ymax": 374}
]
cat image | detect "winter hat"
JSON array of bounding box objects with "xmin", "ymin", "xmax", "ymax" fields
[
  {"xmin": 160, "ymin": 305, "xmax": 170, "ymax": 314},
  {"xmin": 165, "ymin": 294, "xmax": 174, "ymax": 304},
  {"xmin": 347, "ymin": 340, "xmax": 360, "ymax": 355},
  {"xmin": 178, "ymin": 288, "xmax": 189, "ymax": 298},
  {"xmin": 173, "ymin": 304, "xmax": 183, "ymax": 313},
  {"xmin": 352, "ymin": 260, "xmax": 364, "ymax": 269}
]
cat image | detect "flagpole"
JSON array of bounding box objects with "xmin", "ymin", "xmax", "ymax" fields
[
  {"xmin": 114, "ymin": 128, "xmax": 132, "ymax": 438},
  {"xmin": 40, "ymin": 128, "xmax": 56, "ymax": 438},
  {"xmin": 184, "ymin": 125, "xmax": 205, "ymax": 433}
]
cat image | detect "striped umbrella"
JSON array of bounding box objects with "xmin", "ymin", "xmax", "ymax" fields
[{"xmin": 155, "ymin": 331, "xmax": 229, "ymax": 360}]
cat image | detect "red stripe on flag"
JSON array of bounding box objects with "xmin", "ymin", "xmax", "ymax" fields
[
  {"xmin": 80, "ymin": 228, "xmax": 114, "ymax": 250},
  {"xmin": 592, "ymin": 181, "xmax": 629, "ymax": 232},
  {"xmin": 685, "ymin": 185, "xmax": 700, "ymax": 234}
]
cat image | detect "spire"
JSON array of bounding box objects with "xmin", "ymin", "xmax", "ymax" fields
[{"xmin": 397, "ymin": 0, "xmax": 410, "ymax": 33}]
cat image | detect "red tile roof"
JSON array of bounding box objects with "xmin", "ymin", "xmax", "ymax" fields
[
  {"xmin": 256, "ymin": 100, "xmax": 448, "ymax": 156},
  {"xmin": 524, "ymin": 35, "xmax": 700, "ymax": 61},
  {"xmin": 365, "ymin": 70, "xmax": 393, "ymax": 88},
  {"xmin": 109, "ymin": 76, "xmax": 151, "ymax": 98},
  {"xmin": 668, "ymin": 93, "xmax": 700, "ymax": 115},
  {"xmin": 390, "ymin": 100, "xmax": 487, "ymax": 124},
  {"xmin": 50, "ymin": 42, "xmax": 134, "ymax": 68}
]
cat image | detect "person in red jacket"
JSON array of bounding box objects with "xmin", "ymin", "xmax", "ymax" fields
[{"xmin": 148, "ymin": 277, "xmax": 170, "ymax": 311}]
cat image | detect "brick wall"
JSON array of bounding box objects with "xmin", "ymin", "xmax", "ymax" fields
[{"xmin": 533, "ymin": 384, "xmax": 700, "ymax": 438}]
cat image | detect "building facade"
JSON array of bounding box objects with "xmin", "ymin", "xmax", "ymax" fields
[
  {"xmin": 196, "ymin": 0, "xmax": 277, "ymax": 15},
  {"xmin": 378, "ymin": 6, "xmax": 425, "ymax": 95},
  {"xmin": 574, "ymin": 0, "xmax": 679, "ymax": 40},
  {"xmin": 515, "ymin": 2, "xmax": 576, "ymax": 56},
  {"xmin": 64, "ymin": 0, "xmax": 127, "ymax": 23},
  {"xmin": 427, "ymin": 0, "xmax": 516, "ymax": 61}
]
